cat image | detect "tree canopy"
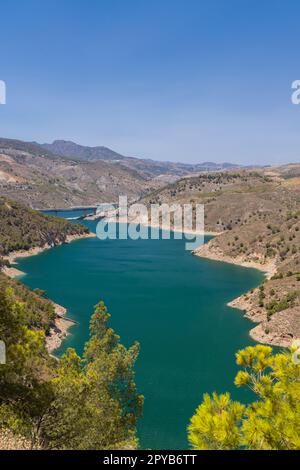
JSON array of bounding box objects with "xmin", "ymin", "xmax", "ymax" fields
[
  {"xmin": 188, "ymin": 344, "xmax": 300, "ymax": 450},
  {"xmin": 0, "ymin": 288, "xmax": 143, "ymax": 449}
]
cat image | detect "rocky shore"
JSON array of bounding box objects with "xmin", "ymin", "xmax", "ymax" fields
[
  {"xmin": 228, "ymin": 293, "xmax": 299, "ymax": 348},
  {"xmin": 194, "ymin": 240, "xmax": 277, "ymax": 279},
  {"xmin": 45, "ymin": 303, "xmax": 77, "ymax": 353},
  {"xmin": 194, "ymin": 238, "xmax": 298, "ymax": 348},
  {"xmin": 2, "ymin": 231, "xmax": 95, "ymax": 352}
]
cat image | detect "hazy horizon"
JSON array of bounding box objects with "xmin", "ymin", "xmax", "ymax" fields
[
  {"xmin": 1, "ymin": 0, "xmax": 300, "ymax": 166},
  {"xmin": 35, "ymin": 137, "xmax": 297, "ymax": 167}
]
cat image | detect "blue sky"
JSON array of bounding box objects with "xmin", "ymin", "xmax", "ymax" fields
[{"xmin": 0, "ymin": 0, "xmax": 299, "ymax": 165}]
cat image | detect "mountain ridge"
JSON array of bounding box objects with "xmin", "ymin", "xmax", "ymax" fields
[
  {"xmin": 0, "ymin": 137, "xmax": 154, "ymax": 208},
  {"xmin": 40, "ymin": 139, "xmax": 242, "ymax": 176}
]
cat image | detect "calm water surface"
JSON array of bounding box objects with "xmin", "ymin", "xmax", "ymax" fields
[{"xmin": 17, "ymin": 214, "xmax": 264, "ymax": 449}]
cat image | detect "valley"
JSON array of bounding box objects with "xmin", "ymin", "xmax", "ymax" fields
[{"xmin": 0, "ymin": 137, "xmax": 299, "ymax": 348}]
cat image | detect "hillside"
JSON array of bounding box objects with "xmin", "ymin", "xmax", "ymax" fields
[
  {"xmin": 0, "ymin": 137, "xmax": 244, "ymax": 208},
  {"xmin": 0, "ymin": 138, "xmax": 157, "ymax": 208},
  {"xmin": 140, "ymin": 166, "xmax": 300, "ymax": 347},
  {"xmin": 0, "ymin": 196, "xmax": 93, "ymax": 351},
  {"xmin": 0, "ymin": 138, "xmax": 58, "ymax": 159},
  {"xmin": 0, "ymin": 271, "xmax": 56, "ymax": 333},
  {"xmin": 0, "ymin": 196, "xmax": 89, "ymax": 255}
]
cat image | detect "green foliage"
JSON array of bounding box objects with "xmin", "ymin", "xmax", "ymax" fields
[
  {"xmin": 0, "ymin": 289, "xmax": 142, "ymax": 449},
  {"xmin": 0, "ymin": 288, "xmax": 54, "ymax": 448},
  {"xmin": 0, "ymin": 257, "xmax": 10, "ymax": 270},
  {"xmin": 266, "ymin": 291, "xmax": 299, "ymax": 317},
  {"xmin": 0, "ymin": 273, "xmax": 56, "ymax": 333},
  {"xmin": 42, "ymin": 302, "xmax": 143, "ymax": 450},
  {"xmin": 188, "ymin": 345, "xmax": 300, "ymax": 450},
  {"xmin": 0, "ymin": 196, "xmax": 88, "ymax": 255},
  {"xmin": 188, "ymin": 392, "xmax": 244, "ymax": 450}
]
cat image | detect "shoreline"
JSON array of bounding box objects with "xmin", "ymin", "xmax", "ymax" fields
[
  {"xmin": 226, "ymin": 295, "xmax": 293, "ymax": 348},
  {"xmin": 4, "ymin": 232, "xmax": 95, "ymax": 267},
  {"xmin": 194, "ymin": 241, "xmax": 277, "ymax": 279},
  {"xmin": 3, "ymin": 231, "xmax": 95, "ymax": 353},
  {"xmin": 193, "ymin": 239, "xmax": 294, "ymax": 348},
  {"xmin": 46, "ymin": 303, "xmax": 77, "ymax": 353},
  {"xmin": 104, "ymin": 214, "xmax": 220, "ymax": 237},
  {"xmin": 103, "ymin": 215, "xmax": 286, "ymax": 347},
  {"xmin": 3, "ymin": 218, "xmax": 289, "ymax": 350},
  {"xmin": 139, "ymin": 219, "xmax": 219, "ymax": 237}
]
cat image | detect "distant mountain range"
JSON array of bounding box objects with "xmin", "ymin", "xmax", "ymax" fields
[
  {"xmin": 40, "ymin": 140, "xmax": 241, "ymax": 177},
  {"xmin": 0, "ymin": 137, "xmax": 152, "ymax": 208},
  {"xmin": 0, "ymin": 136, "xmax": 243, "ymax": 209}
]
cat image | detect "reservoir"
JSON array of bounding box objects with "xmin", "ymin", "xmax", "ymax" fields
[{"xmin": 16, "ymin": 214, "xmax": 264, "ymax": 449}]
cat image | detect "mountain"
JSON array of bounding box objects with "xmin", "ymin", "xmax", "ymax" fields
[
  {"xmin": 41, "ymin": 139, "xmax": 126, "ymax": 162},
  {"xmin": 41, "ymin": 139, "xmax": 242, "ymax": 178},
  {"xmin": 0, "ymin": 137, "xmax": 243, "ymax": 208},
  {"xmin": 0, "ymin": 137, "xmax": 59, "ymax": 159},
  {"xmin": 0, "ymin": 137, "xmax": 160, "ymax": 208}
]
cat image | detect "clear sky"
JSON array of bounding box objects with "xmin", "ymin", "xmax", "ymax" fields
[{"xmin": 0, "ymin": 0, "xmax": 300, "ymax": 165}]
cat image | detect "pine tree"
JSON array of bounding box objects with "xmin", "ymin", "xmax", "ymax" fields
[
  {"xmin": 0, "ymin": 289, "xmax": 143, "ymax": 450},
  {"xmin": 188, "ymin": 344, "xmax": 300, "ymax": 450},
  {"xmin": 42, "ymin": 301, "xmax": 143, "ymax": 449},
  {"xmin": 0, "ymin": 288, "xmax": 54, "ymax": 449}
]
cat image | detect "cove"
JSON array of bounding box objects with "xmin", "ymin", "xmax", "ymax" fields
[{"xmin": 16, "ymin": 215, "xmax": 264, "ymax": 449}]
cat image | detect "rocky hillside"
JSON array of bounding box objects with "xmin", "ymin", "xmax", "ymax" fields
[
  {"xmin": 0, "ymin": 138, "xmax": 158, "ymax": 208},
  {"xmin": 0, "ymin": 196, "xmax": 89, "ymax": 255},
  {"xmin": 0, "ymin": 137, "xmax": 244, "ymax": 208},
  {"xmin": 141, "ymin": 166, "xmax": 300, "ymax": 347}
]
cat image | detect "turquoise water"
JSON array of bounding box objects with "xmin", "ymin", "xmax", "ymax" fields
[
  {"xmin": 44, "ymin": 208, "xmax": 96, "ymax": 219},
  {"xmin": 16, "ymin": 216, "xmax": 264, "ymax": 449}
]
